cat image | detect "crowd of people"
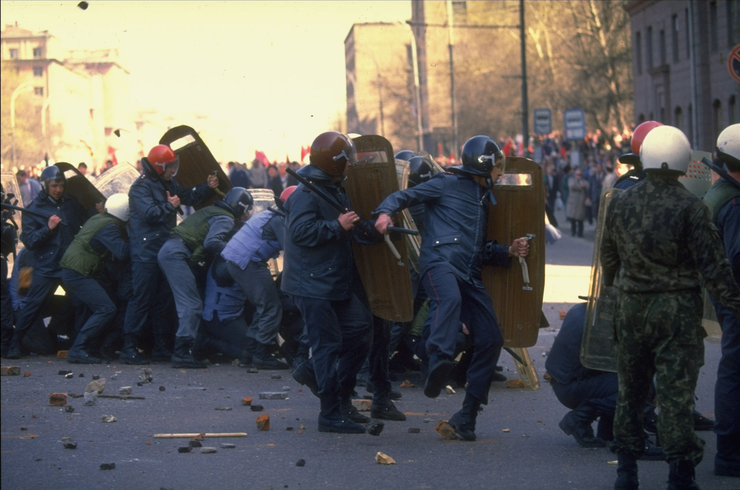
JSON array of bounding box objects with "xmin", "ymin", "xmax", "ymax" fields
[{"xmin": 1, "ymin": 122, "xmax": 738, "ymax": 489}]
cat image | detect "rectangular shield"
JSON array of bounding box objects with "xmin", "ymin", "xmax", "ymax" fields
[
  {"xmin": 93, "ymin": 163, "xmax": 141, "ymax": 198},
  {"xmin": 483, "ymin": 157, "xmax": 546, "ymax": 348},
  {"xmin": 54, "ymin": 162, "xmax": 106, "ymax": 212},
  {"xmin": 345, "ymin": 135, "xmax": 413, "ymax": 322},
  {"xmin": 159, "ymin": 125, "xmax": 232, "ymax": 209}
]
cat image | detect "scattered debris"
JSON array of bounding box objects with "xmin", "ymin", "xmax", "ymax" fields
[
  {"xmin": 282, "ymin": 386, "xmax": 291, "ymax": 392},
  {"xmin": 200, "ymin": 447, "xmax": 217, "ymax": 454},
  {"xmin": 64, "ymin": 405, "xmax": 74, "ymax": 413},
  {"xmin": 192, "ymin": 433, "xmax": 205, "ymax": 441},
  {"xmin": 153, "ymin": 432, "xmax": 247, "ymax": 439},
  {"xmin": 100, "ymin": 415, "xmax": 117, "ymax": 423},
  {"xmin": 351, "ymin": 399, "xmax": 371, "ymax": 412},
  {"xmin": 423, "ymin": 418, "xmax": 432, "ymax": 423},
  {"xmin": 159, "ymin": 386, "xmax": 166, "ymax": 392},
  {"xmin": 84, "ymin": 391, "xmax": 97, "ymax": 406},
  {"xmin": 408, "ymin": 428, "xmax": 420, "ymax": 433},
  {"xmin": 92, "ymin": 375, "xmax": 100, "ymax": 380},
  {"xmin": 20, "ymin": 427, "xmax": 27, "ymax": 431},
  {"xmin": 296, "ymin": 459, "xmax": 306, "ymax": 467},
  {"xmin": 219, "ymin": 443, "xmax": 235, "ymax": 449},
  {"xmin": 241, "ymin": 397, "xmax": 253, "ymax": 406},
  {"xmin": 178, "ymin": 447, "xmax": 192, "ymax": 453},
  {"xmin": 58, "ymin": 370, "xmax": 72, "ymax": 376},
  {"xmin": 78, "ymin": 373, "xmax": 84, "ymax": 377},
  {"xmin": 375, "ymin": 452, "xmax": 396, "ymax": 465},
  {"xmin": 1, "ymin": 366, "xmax": 21, "ymax": 376},
  {"xmin": 256, "ymin": 414, "xmax": 270, "ymax": 431},
  {"xmin": 259, "ymin": 392, "xmax": 288, "ymax": 400},
  {"xmin": 502, "ymin": 428, "xmax": 511, "ymax": 433},
  {"xmin": 271, "ymin": 374, "xmax": 282, "ymax": 380},
  {"xmin": 435, "ymin": 421, "xmax": 458, "ymax": 440},
  {"xmin": 85, "ymin": 378, "xmax": 106, "ymax": 394},
  {"xmin": 64, "ymin": 373, "xmax": 74, "ymax": 379},
  {"xmin": 299, "ymin": 425, "xmax": 305, "ymax": 430},
  {"xmin": 139, "ymin": 368, "xmax": 153, "ymax": 383},
  {"xmin": 49, "ymin": 393, "xmax": 67, "ymax": 406},
  {"xmin": 119, "ymin": 386, "xmax": 132, "ymax": 396},
  {"xmin": 215, "ymin": 407, "xmax": 232, "ymax": 411},
  {"xmin": 367, "ymin": 422, "xmax": 384, "ymax": 436},
  {"xmin": 400, "ymin": 380, "xmax": 414, "ymax": 388},
  {"xmin": 445, "ymin": 385, "xmax": 456, "ymax": 394},
  {"xmin": 506, "ymin": 380, "xmax": 526, "ymax": 389},
  {"xmin": 286, "ymin": 427, "xmax": 294, "ymax": 431},
  {"xmin": 77, "ymin": 2, "xmax": 89, "ymax": 11},
  {"xmin": 63, "ymin": 442, "xmax": 77, "ymax": 449},
  {"xmin": 608, "ymin": 460, "xmax": 618, "ymax": 465},
  {"xmin": 99, "ymin": 463, "xmax": 115, "ymax": 470},
  {"xmin": 188, "ymin": 440, "xmax": 202, "ymax": 448},
  {"xmin": 247, "ymin": 367, "xmax": 259, "ymax": 374},
  {"xmin": 57, "ymin": 350, "xmax": 68, "ymax": 359},
  {"xmin": 136, "ymin": 382, "xmax": 143, "ymax": 387},
  {"xmin": 250, "ymin": 404, "xmax": 264, "ymax": 412}
]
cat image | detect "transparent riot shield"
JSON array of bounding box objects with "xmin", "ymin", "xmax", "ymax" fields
[
  {"xmin": 581, "ymin": 188, "xmax": 623, "ymax": 372},
  {"xmin": 94, "ymin": 162, "xmax": 140, "ymax": 198},
  {"xmin": 250, "ymin": 188, "xmax": 277, "ymax": 215}
]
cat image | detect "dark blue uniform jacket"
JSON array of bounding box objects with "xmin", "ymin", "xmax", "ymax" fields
[
  {"xmin": 20, "ymin": 191, "xmax": 86, "ymax": 277},
  {"xmin": 128, "ymin": 166, "xmax": 212, "ymax": 263}
]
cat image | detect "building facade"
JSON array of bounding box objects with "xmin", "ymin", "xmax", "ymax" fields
[{"xmin": 627, "ymin": 0, "xmax": 739, "ymax": 152}]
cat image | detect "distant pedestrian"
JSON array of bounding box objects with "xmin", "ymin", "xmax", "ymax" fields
[{"xmin": 566, "ymin": 169, "xmax": 589, "ymax": 237}]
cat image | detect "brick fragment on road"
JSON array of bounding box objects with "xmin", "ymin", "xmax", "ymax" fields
[
  {"xmin": 352, "ymin": 399, "xmax": 371, "ymax": 412},
  {"xmin": 219, "ymin": 443, "xmax": 235, "ymax": 449},
  {"xmin": 83, "ymin": 391, "xmax": 97, "ymax": 406},
  {"xmin": 375, "ymin": 452, "xmax": 396, "ymax": 465},
  {"xmin": 250, "ymin": 404, "xmax": 264, "ymax": 412},
  {"xmin": 85, "ymin": 378, "xmax": 106, "ymax": 393},
  {"xmin": 56, "ymin": 350, "xmax": 68, "ymax": 359},
  {"xmin": 506, "ymin": 379, "xmax": 525, "ymax": 389},
  {"xmin": 408, "ymin": 428, "xmax": 420, "ymax": 433},
  {"xmin": 49, "ymin": 393, "xmax": 67, "ymax": 406},
  {"xmin": 296, "ymin": 459, "xmax": 306, "ymax": 467},
  {"xmin": 259, "ymin": 392, "xmax": 288, "ymax": 400},
  {"xmin": 435, "ymin": 421, "xmax": 458, "ymax": 440},
  {"xmin": 400, "ymin": 380, "xmax": 414, "ymax": 388},
  {"xmin": 256, "ymin": 414, "xmax": 270, "ymax": 430},
  {"xmin": 100, "ymin": 415, "xmax": 117, "ymax": 423},
  {"xmin": 178, "ymin": 447, "xmax": 192, "ymax": 453},
  {"xmin": 241, "ymin": 397, "xmax": 253, "ymax": 406},
  {"xmin": 99, "ymin": 463, "xmax": 115, "ymax": 470},
  {"xmin": 1, "ymin": 366, "xmax": 21, "ymax": 376},
  {"xmin": 200, "ymin": 447, "xmax": 217, "ymax": 453},
  {"xmin": 63, "ymin": 442, "xmax": 77, "ymax": 449},
  {"xmin": 188, "ymin": 440, "xmax": 202, "ymax": 448}
]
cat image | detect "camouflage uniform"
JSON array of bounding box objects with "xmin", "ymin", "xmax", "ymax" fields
[{"xmin": 601, "ymin": 173, "xmax": 740, "ymax": 466}]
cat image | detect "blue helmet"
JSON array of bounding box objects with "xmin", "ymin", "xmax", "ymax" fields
[{"xmin": 451, "ymin": 136, "xmax": 503, "ymax": 176}]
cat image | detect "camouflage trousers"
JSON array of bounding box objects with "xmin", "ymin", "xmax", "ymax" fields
[{"xmin": 612, "ymin": 289, "xmax": 705, "ymax": 466}]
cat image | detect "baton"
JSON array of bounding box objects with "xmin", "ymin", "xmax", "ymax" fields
[
  {"xmin": 1, "ymin": 202, "xmax": 67, "ymax": 226},
  {"xmin": 701, "ymin": 157, "xmax": 740, "ymax": 191},
  {"xmin": 386, "ymin": 226, "xmax": 419, "ymax": 236}
]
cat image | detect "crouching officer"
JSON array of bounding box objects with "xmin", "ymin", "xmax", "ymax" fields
[
  {"xmin": 122, "ymin": 144, "xmax": 218, "ymax": 365},
  {"xmin": 601, "ymin": 125, "xmax": 740, "ymax": 490},
  {"xmin": 6, "ymin": 165, "xmax": 87, "ymax": 359},
  {"xmin": 59, "ymin": 193, "xmax": 130, "ymax": 364},
  {"xmin": 221, "ymin": 186, "xmax": 296, "ymax": 370},
  {"xmin": 282, "ymin": 131, "xmax": 382, "ymax": 434},
  {"xmin": 374, "ymin": 135, "xmax": 529, "ymax": 441},
  {"xmin": 158, "ymin": 187, "xmax": 253, "ymax": 368}
]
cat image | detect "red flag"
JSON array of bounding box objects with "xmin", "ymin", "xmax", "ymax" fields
[
  {"xmin": 254, "ymin": 150, "xmax": 270, "ymax": 167},
  {"xmin": 301, "ymin": 145, "xmax": 311, "ymax": 163},
  {"xmin": 437, "ymin": 143, "xmax": 444, "ymax": 158},
  {"xmin": 107, "ymin": 146, "xmax": 118, "ymax": 165},
  {"xmin": 502, "ymin": 139, "xmax": 514, "ymax": 157}
]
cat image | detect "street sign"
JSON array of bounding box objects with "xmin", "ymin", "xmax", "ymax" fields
[
  {"xmin": 563, "ymin": 109, "xmax": 586, "ymax": 141},
  {"xmin": 533, "ymin": 108, "xmax": 552, "ymax": 135},
  {"xmin": 728, "ymin": 44, "xmax": 740, "ymax": 83}
]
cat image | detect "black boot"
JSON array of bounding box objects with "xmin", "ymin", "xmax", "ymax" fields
[
  {"xmin": 424, "ymin": 355, "xmax": 454, "ymax": 398},
  {"xmin": 614, "ymin": 452, "xmax": 639, "ymax": 490},
  {"xmin": 371, "ymin": 393, "xmax": 406, "ymax": 421},
  {"xmin": 238, "ymin": 336, "xmax": 257, "ymax": 367},
  {"xmin": 559, "ymin": 410, "xmax": 605, "ymax": 448},
  {"xmin": 5, "ymin": 335, "xmax": 22, "ymax": 359},
  {"xmin": 342, "ymin": 396, "xmax": 371, "ymax": 424},
  {"xmin": 99, "ymin": 331, "xmax": 121, "ymax": 361},
  {"xmin": 150, "ymin": 334, "xmax": 173, "ymax": 362},
  {"xmin": 67, "ymin": 336, "xmax": 103, "ymax": 364},
  {"xmin": 252, "ymin": 341, "xmax": 289, "ymax": 370},
  {"xmin": 318, "ymin": 394, "xmax": 366, "ymax": 434},
  {"xmin": 292, "ymin": 359, "xmax": 319, "ymax": 397},
  {"xmin": 448, "ymin": 393, "xmax": 481, "ymax": 441},
  {"xmin": 171, "ymin": 337, "xmax": 207, "ymax": 369},
  {"xmin": 119, "ymin": 334, "xmax": 149, "ymax": 365},
  {"xmin": 667, "ymin": 460, "xmax": 701, "ymax": 490}
]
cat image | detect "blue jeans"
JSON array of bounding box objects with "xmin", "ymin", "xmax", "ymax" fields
[
  {"xmin": 158, "ymin": 238, "xmax": 201, "ymax": 340},
  {"xmin": 227, "ymin": 260, "xmax": 282, "ymax": 346}
]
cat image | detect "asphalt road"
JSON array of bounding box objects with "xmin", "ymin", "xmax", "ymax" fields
[{"xmin": 1, "ymin": 208, "xmax": 735, "ymax": 490}]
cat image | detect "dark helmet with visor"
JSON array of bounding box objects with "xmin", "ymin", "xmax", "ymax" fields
[
  {"xmin": 453, "ymin": 135, "xmax": 505, "ymax": 176},
  {"xmin": 222, "ymin": 187, "xmax": 253, "ymax": 217}
]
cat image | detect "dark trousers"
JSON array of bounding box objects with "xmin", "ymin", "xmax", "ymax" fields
[
  {"xmin": 711, "ymin": 296, "xmax": 740, "ymax": 470},
  {"xmin": 158, "ymin": 239, "xmax": 201, "ymax": 340},
  {"xmin": 294, "ymin": 294, "xmax": 372, "ymax": 399},
  {"xmin": 227, "ymin": 260, "xmax": 282, "ymax": 346},
  {"xmin": 201, "ymin": 315, "xmax": 251, "ymax": 359},
  {"xmin": 570, "ymin": 219, "xmax": 584, "ymax": 237},
  {"xmin": 1, "ymin": 258, "xmax": 13, "ymax": 355},
  {"xmin": 11, "ymin": 273, "xmax": 62, "ymax": 346},
  {"xmin": 552, "ymin": 373, "xmax": 618, "ymax": 428},
  {"xmin": 422, "ymin": 265, "xmax": 504, "ymax": 402},
  {"xmin": 123, "ymin": 261, "xmax": 174, "ymax": 339},
  {"xmin": 61, "ymin": 269, "xmax": 116, "ymax": 350},
  {"xmin": 368, "ymin": 315, "xmax": 392, "ymax": 401}
]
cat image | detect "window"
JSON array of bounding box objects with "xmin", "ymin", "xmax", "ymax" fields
[
  {"xmin": 674, "ymin": 107, "xmax": 683, "ymax": 130},
  {"xmin": 672, "ymin": 15, "xmax": 679, "ymax": 63},
  {"xmin": 635, "ymin": 31, "xmax": 642, "ymax": 74},
  {"xmin": 33, "ymin": 66, "xmax": 43, "ymax": 77},
  {"xmin": 646, "ymin": 26, "xmax": 653, "ymax": 69},
  {"xmin": 34, "ymin": 87, "xmax": 44, "ymax": 96},
  {"xmin": 9, "ymin": 48, "xmax": 18, "ymax": 59},
  {"xmin": 713, "ymin": 100, "xmax": 722, "ymax": 138},
  {"xmin": 33, "ymin": 47, "xmax": 42, "ymax": 58},
  {"xmin": 710, "ymin": 2, "xmax": 718, "ymax": 52},
  {"xmin": 729, "ymin": 1, "xmax": 738, "ymax": 47},
  {"xmin": 659, "ymin": 29, "xmax": 666, "ymax": 65}
]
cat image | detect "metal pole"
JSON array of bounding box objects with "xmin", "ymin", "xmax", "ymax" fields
[
  {"xmin": 520, "ymin": 0, "xmax": 529, "ymax": 156},
  {"xmin": 447, "ymin": 1, "xmax": 458, "ymax": 158},
  {"xmin": 688, "ymin": 0, "xmax": 698, "ymax": 147}
]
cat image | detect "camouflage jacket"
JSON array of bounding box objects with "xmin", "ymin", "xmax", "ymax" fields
[{"xmin": 601, "ymin": 174, "xmax": 740, "ymax": 315}]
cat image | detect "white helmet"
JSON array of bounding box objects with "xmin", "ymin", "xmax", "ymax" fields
[
  {"xmin": 105, "ymin": 193, "xmax": 129, "ymax": 222},
  {"xmin": 640, "ymin": 125, "xmax": 691, "ymax": 175},
  {"xmin": 716, "ymin": 124, "xmax": 740, "ymax": 168}
]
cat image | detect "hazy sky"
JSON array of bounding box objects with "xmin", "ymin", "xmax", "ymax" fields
[{"xmin": 2, "ymin": 1, "xmax": 412, "ymax": 161}]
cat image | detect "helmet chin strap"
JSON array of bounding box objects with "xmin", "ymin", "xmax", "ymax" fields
[{"xmin": 485, "ymin": 176, "xmax": 496, "ymax": 204}]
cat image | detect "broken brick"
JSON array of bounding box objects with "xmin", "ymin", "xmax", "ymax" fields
[
  {"xmin": 506, "ymin": 379, "xmax": 526, "ymax": 389},
  {"xmin": 256, "ymin": 414, "xmax": 270, "ymax": 431},
  {"xmin": 49, "ymin": 393, "xmax": 67, "ymax": 406},
  {"xmin": 435, "ymin": 421, "xmax": 458, "ymax": 440},
  {"xmin": 351, "ymin": 399, "xmax": 371, "ymax": 412},
  {"xmin": 1, "ymin": 366, "xmax": 21, "ymax": 376},
  {"xmin": 375, "ymin": 452, "xmax": 396, "ymax": 465},
  {"xmin": 399, "ymin": 380, "xmax": 414, "ymax": 388},
  {"xmin": 56, "ymin": 350, "xmax": 68, "ymax": 359},
  {"xmin": 241, "ymin": 397, "xmax": 253, "ymax": 406}
]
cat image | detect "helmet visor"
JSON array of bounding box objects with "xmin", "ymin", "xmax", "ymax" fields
[
  {"xmin": 165, "ymin": 160, "xmax": 179, "ymax": 177},
  {"xmin": 478, "ymin": 152, "xmax": 506, "ymax": 174}
]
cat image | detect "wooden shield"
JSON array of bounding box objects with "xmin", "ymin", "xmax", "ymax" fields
[
  {"xmin": 54, "ymin": 162, "xmax": 105, "ymax": 211},
  {"xmin": 483, "ymin": 157, "xmax": 546, "ymax": 348},
  {"xmin": 345, "ymin": 135, "xmax": 413, "ymax": 322},
  {"xmin": 159, "ymin": 125, "xmax": 232, "ymax": 209}
]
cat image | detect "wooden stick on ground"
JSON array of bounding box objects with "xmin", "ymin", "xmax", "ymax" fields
[{"xmin": 153, "ymin": 432, "xmax": 247, "ymax": 438}]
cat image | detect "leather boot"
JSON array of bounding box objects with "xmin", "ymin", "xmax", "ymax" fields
[
  {"xmin": 99, "ymin": 331, "xmax": 121, "ymax": 361},
  {"xmin": 292, "ymin": 359, "xmax": 319, "ymax": 397},
  {"xmin": 318, "ymin": 394, "xmax": 366, "ymax": 434},
  {"xmin": 150, "ymin": 334, "xmax": 173, "ymax": 362},
  {"xmin": 614, "ymin": 452, "xmax": 639, "ymax": 490},
  {"xmin": 171, "ymin": 337, "xmax": 207, "ymax": 369},
  {"xmin": 371, "ymin": 393, "xmax": 406, "ymax": 421},
  {"xmin": 5, "ymin": 335, "xmax": 22, "ymax": 360},
  {"xmin": 666, "ymin": 460, "xmax": 701, "ymax": 490},
  {"xmin": 238, "ymin": 336, "xmax": 257, "ymax": 367},
  {"xmin": 341, "ymin": 396, "xmax": 370, "ymax": 424},
  {"xmin": 67, "ymin": 336, "xmax": 103, "ymax": 364},
  {"xmin": 559, "ymin": 410, "xmax": 606, "ymax": 448},
  {"xmin": 120, "ymin": 334, "xmax": 149, "ymax": 365},
  {"xmin": 448, "ymin": 392, "xmax": 481, "ymax": 441},
  {"xmin": 252, "ymin": 341, "xmax": 289, "ymax": 370}
]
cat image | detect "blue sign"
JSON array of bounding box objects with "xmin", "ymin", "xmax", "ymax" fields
[
  {"xmin": 563, "ymin": 109, "xmax": 586, "ymax": 141},
  {"xmin": 533, "ymin": 108, "xmax": 552, "ymax": 135}
]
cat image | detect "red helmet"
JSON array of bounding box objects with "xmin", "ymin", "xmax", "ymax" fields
[
  {"xmin": 309, "ymin": 131, "xmax": 356, "ymax": 176},
  {"xmin": 279, "ymin": 185, "xmax": 297, "ymax": 203},
  {"xmin": 631, "ymin": 121, "xmax": 663, "ymax": 154},
  {"xmin": 147, "ymin": 145, "xmax": 178, "ymax": 175}
]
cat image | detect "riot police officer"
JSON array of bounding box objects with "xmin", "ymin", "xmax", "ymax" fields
[{"xmin": 374, "ymin": 135, "xmax": 530, "ymax": 441}]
